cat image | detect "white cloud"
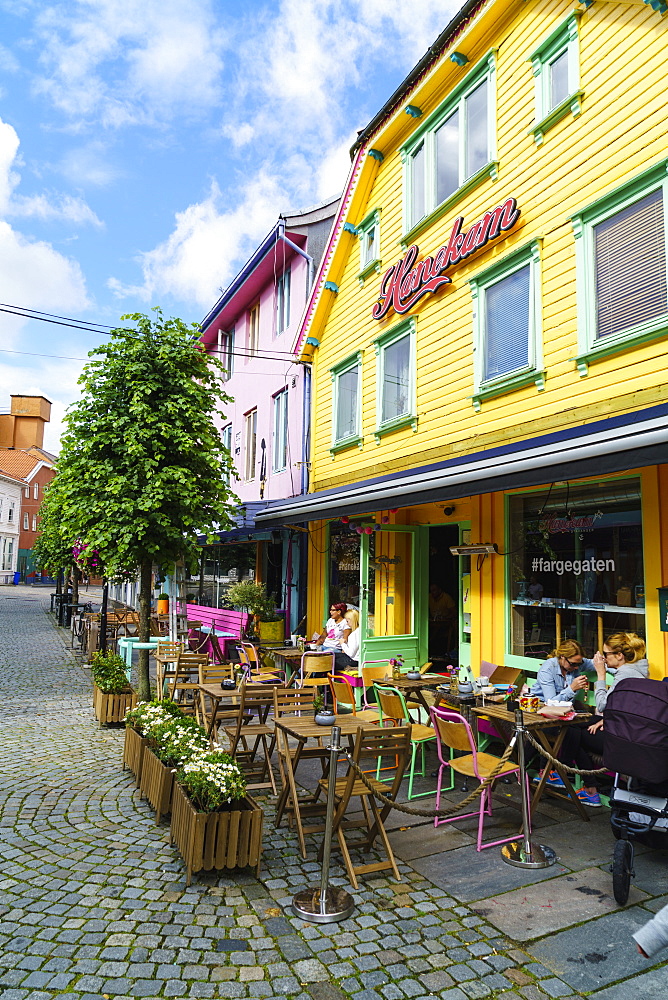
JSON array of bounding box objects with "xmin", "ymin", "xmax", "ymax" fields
[
  {"xmin": 10, "ymin": 192, "xmax": 103, "ymax": 227},
  {"xmin": 59, "ymin": 141, "xmax": 121, "ymax": 187},
  {"xmin": 0, "ymin": 118, "xmax": 20, "ymax": 213},
  {"xmin": 108, "ymin": 172, "xmax": 289, "ymax": 309},
  {"xmin": 33, "ymin": 0, "xmax": 226, "ymax": 128}
]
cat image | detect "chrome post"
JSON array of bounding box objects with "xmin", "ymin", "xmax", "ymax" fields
[{"xmin": 501, "ymin": 708, "xmax": 556, "ymax": 869}]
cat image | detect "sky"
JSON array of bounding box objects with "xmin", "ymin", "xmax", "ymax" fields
[{"xmin": 0, "ymin": 0, "xmax": 458, "ymax": 452}]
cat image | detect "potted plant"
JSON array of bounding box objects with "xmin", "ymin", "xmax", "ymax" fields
[
  {"xmin": 312, "ymin": 692, "xmax": 335, "ymax": 726},
  {"xmin": 156, "ymin": 592, "xmax": 169, "ymax": 615},
  {"xmin": 90, "ymin": 650, "xmax": 137, "ymax": 726},
  {"xmin": 140, "ymin": 714, "xmax": 209, "ymax": 823},
  {"xmin": 123, "ymin": 699, "xmax": 183, "ymax": 784},
  {"xmin": 170, "ymin": 748, "xmax": 263, "ymax": 884},
  {"xmin": 226, "ymin": 581, "xmax": 285, "ymax": 643}
]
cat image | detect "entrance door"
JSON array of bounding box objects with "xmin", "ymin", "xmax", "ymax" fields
[
  {"xmin": 427, "ymin": 525, "xmax": 461, "ymax": 669},
  {"xmin": 360, "ymin": 526, "xmax": 427, "ymax": 671}
]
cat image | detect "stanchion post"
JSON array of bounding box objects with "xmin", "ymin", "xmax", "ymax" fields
[
  {"xmin": 292, "ymin": 725, "xmax": 355, "ymax": 923},
  {"xmin": 500, "ymin": 708, "xmax": 556, "ymax": 870}
]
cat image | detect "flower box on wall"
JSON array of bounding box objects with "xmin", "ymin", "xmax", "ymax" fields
[
  {"xmin": 169, "ymin": 782, "xmax": 263, "ymax": 885},
  {"xmin": 96, "ymin": 686, "xmax": 137, "ymax": 727},
  {"xmin": 139, "ymin": 747, "xmax": 174, "ymax": 824},
  {"xmin": 123, "ymin": 725, "xmax": 148, "ymax": 786}
]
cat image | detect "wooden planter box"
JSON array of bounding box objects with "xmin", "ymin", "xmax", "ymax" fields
[
  {"xmin": 170, "ymin": 781, "xmax": 263, "ymax": 885},
  {"xmin": 123, "ymin": 725, "xmax": 148, "ymax": 786},
  {"xmin": 139, "ymin": 746, "xmax": 174, "ymax": 823},
  {"xmin": 95, "ymin": 686, "xmax": 137, "ymax": 727}
]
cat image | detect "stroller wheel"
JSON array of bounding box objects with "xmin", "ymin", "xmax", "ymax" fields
[{"xmin": 611, "ymin": 839, "xmax": 634, "ymax": 905}]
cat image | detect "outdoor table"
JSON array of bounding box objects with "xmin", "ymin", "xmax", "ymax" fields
[
  {"xmin": 117, "ymin": 636, "xmax": 160, "ymax": 680},
  {"xmin": 259, "ymin": 645, "xmax": 303, "ymax": 680},
  {"xmin": 272, "ymin": 713, "xmax": 365, "ymax": 859},
  {"xmin": 471, "ymin": 702, "xmax": 592, "ymax": 822},
  {"xmin": 197, "ymin": 682, "xmax": 243, "ymax": 739},
  {"xmin": 339, "ymin": 670, "xmax": 444, "ymax": 718}
]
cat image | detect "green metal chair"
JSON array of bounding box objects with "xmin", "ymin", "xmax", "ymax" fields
[{"xmin": 373, "ymin": 682, "xmax": 437, "ymax": 799}]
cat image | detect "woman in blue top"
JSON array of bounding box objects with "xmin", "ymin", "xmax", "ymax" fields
[{"xmin": 530, "ymin": 639, "xmax": 594, "ymax": 703}]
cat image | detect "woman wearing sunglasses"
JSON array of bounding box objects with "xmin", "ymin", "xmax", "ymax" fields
[{"xmin": 530, "ymin": 639, "xmax": 594, "ymax": 704}]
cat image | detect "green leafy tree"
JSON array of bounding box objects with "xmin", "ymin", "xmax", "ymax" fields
[{"xmin": 43, "ymin": 309, "xmax": 236, "ymax": 698}]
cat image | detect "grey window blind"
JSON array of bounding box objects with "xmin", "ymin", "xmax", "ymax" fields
[
  {"xmin": 483, "ymin": 264, "xmax": 531, "ymax": 381},
  {"xmin": 594, "ymin": 188, "xmax": 667, "ymax": 340}
]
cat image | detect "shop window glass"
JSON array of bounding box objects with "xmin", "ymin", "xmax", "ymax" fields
[
  {"xmin": 508, "ymin": 479, "xmax": 645, "ymax": 661},
  {"xmin": 328, "ymin": 523, "xmax": 360, "ymax": 609}
]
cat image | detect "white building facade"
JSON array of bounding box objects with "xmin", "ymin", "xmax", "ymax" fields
[{"xmin": 0, "ymin": 473, "xmax": 22, "ymax": 584}]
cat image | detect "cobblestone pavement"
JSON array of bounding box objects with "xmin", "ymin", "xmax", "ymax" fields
[{"xmin": 0, "ymin": 588, "xmax": 664, "ymax": 1000}]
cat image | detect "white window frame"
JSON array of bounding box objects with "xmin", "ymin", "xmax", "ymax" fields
[
  {"xmin": 217, "ymin": 328, "xmax": 234, "ymax": 381},
  {"xmin": 7, "ymin": 502, "xmax": 14, "ymax": 523},
  {"xmin": 528, "ymin": 12, "xmax": 583, "ymax": 146},
  {"xmin": 244, "ymin": 409, "xmax": 257, "ymax": 482},
  {"xmin": 356, "ymin": 209, "xmax": 381, "ymax": 283},
  {"xmin": 276, "ymin": 269, "xmax": 291, "ymax": 335},
  {"xmin": 272, "ymin": 388, "xmax": 289, "ymax": 472},
  {"xmin": 24, "ymin": 486, "xmax": 29, "ymax": 498},
  {"xmin": 470, "ymin": 240, "xmax": 544, "ymax": 410},
  {"xmin": 23, "ymin": 513, "xmax": 28, "ymax": 530},
  {"xmin": 571, "ymin": 160, "xmax": 668, "ymax": 375},
  {"xmin": 373, "ymin": 317, "xmax": 417, "ymax": 441},
  {"xmin": 330, "ymin": 352, "xmax": 362, "ymax": 453},
  {"xmin": 33, "ymin": 482, "xmax": 39, "ymax": 499},
  {"xmin": 401, "ymin": 52, "xmax": 497, "ymax": 242},
  {"xmin": 32, "ymin": 515, "xmax": 37, "ymax": 532},
  {"xmin": 221, "ymin": 424, "xmax": 233, "ymax": 484},
  {"xmin": 248, "ymin": 303, "xmax": 260, "ymax": 357}
]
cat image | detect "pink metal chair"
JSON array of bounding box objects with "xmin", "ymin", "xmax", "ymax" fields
[{"xmin": 430, "ymin": 705, "xmax": 529, "ymax": 851}]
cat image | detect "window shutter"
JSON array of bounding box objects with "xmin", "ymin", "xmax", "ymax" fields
[
  {"xmin": 594, "ymin": 188, "xmax": 667, "ymax": 340},
  {"xmin": 483, "ymin": 264, "xmax": 531, "ymax": 381}
]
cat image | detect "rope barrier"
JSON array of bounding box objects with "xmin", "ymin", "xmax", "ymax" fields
[
  {"xmin": 524, "ymin": 729, "xmax": 609, "ymax": 776},
  {"xmin": 336, "ymin": 737, "xmax": 518, "ymax": 818}
]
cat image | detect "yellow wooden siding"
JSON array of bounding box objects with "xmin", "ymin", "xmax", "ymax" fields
[{"xmin": 308, "ymin": 0, "xmax": 668, "ymax": 492}]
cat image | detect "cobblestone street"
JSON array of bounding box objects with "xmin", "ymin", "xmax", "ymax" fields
[{"xmin": 0, "ymin": 589, "xmax": 666, "ymax": 1000}]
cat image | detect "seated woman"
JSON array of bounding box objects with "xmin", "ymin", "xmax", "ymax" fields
[
  {"xmin": 334, "ymin": 609, "xmax": 360, "ymax": 673},
  {"xmin": 314, "ymin": 603, "xmax": 351, "ymax": 656},
  {"xmin": 560, "ymin": 632, "xmax": 648, "ymax": 808},
  {"xmin": 530, "ymin": 639, "xmax": 594, "ymax": 703}
]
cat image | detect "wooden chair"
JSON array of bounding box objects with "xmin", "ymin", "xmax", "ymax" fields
[
  {"xmin": 223, "ymin": 681, "xmax": 277, "ymax": 794},
  {"xmin": 197, "ymin": 660, "xmax": 244, "ymax": 738},
  {"xmin": 237, "ymin": 643, "xmax": 285, "ymax": 684},
  {"xmin": 430, "ymin": 705, "xmax": 524, "ymax": 851},
  {"xmin": 153, "ymin": 640, "xmax": 183, "ymax": 696},
  {"xmin": 328, "ymin": 674, "xmax": 380, "ymax": 724},
  {"xmin": 299, "ymin": 651, "xmax": 335, "ymax": 700},
  {"xmin": 374, "ymin": 682, "xmax": 437, "ymax": 799},
  {"xmin": 360, "ymin": 661, "xmax": 392, "ymax": 710},
  {"xmin": 318, "ymin": 724, "xmax": 412, "ymax": 889},
  {"xmin": 168, "ymin": 653, "xmax": 209, "ymax": 719}
]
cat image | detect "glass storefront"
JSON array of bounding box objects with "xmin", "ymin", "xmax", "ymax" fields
[
  {"xmin": 508, "ymin": 478, "xmax": 645, "ymax": 660},
  {"xmin": 328, "ymin": 523, "xmax": 361, "ymax": 608}
]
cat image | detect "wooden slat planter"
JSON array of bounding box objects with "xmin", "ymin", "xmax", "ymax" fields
[
  {"xmin": 123, "ymin": 725, "xmax": 148, "ymax": 786},
  {"xmin": 96, "ymin": 687, "xmax": 137, "ymax": 727},
  {"xmin": 139, "ymin": 747, "xmax": 174, "ymax": 823},
  {"xmin": 170, "ymin": 781, "xmax": 263, "ymax": 885}
]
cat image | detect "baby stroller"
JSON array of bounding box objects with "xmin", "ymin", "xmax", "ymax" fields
[{"xmin": 604, "ymin": 677, "xmax": 668, "ymax": 904}]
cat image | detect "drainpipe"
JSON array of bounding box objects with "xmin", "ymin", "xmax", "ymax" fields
[
  {"xmin": 277, "ymin": 219, "xmax": 314, "ymax": 291},
  {"xmin": 301, "ymin": 363, "xmax": 311, "ymax": 496}
]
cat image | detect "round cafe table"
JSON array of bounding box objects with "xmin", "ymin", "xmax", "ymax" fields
[{"xmin": 117, "ymin": 636, "xmax": 160, "ymax": 680}]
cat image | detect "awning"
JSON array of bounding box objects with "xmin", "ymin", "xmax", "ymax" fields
[
  {"xmin": 255, "ymin": 402, "xmax": 668, "ymax": 527},
  {"xmin": 197, "ymin": 502, "xmax": 275, "ymax": 543}
]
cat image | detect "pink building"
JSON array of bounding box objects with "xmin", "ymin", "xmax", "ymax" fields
[{"xmin": 199, "ymin": 198, "xmax": 338, "ymax": 629}]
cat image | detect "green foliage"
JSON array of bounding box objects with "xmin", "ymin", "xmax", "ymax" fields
[
  {"xmin": 124, "ymin": 699, "xmax": 183, "ymax": 736},
  {"xmin": 90, "ymin": 650, "xmax": 129, "ymax": 693},
  {"xmin": 226, "ymin": 581, "xmax": 279, "ymax": 620},
  {"xmin": 157, "ymin": 593, "xmax": 169, "ymax": 600},
  {"xmin": 177, "ymin": 748, "xmax": 247, "ymax": 812},
  {"xmin": 149, "ymin": 715, "xmax": 209, "ymax": 767},
  {"xmin": 312, "ymin": 692, "xmax": 325, "ymax": 713}
]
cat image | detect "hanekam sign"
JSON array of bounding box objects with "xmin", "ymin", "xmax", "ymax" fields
[{"xmin": 372, "ymin": 197, "xmax": 521, "ymax": 320}]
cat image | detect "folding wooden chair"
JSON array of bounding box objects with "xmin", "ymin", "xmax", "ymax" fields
[
  {"xmin": 198, "ymin": 660, "xmax": 244, "ymax": 739},
  {"xmin": 168, "ymin": 652, "xmax": 209, "ymax": 721},
  {"xmin": 153, "ymin": 639, "xmax": 183, "ymax": 697},
  {"xmin": 223, "ymin": 681, "xmax": 277, "ymax": 794},
  {"xmin": 299, "ymin": 651, "xmax": 335, "ymax": 701},
  {"xmin": 237, "ymin": 643, "xmax": 285, "ymax": 684},
  {"xmin": 318, "ymin": 725, "xmax": 411, "ymax": 888},
  {"xmin": 272, "ymin": 687, "xmax": 328, "ymax": 830},
  {"xmin": 329, "ymin": 674, "xmax": 380, "ymax": 724},
  {"xmin": 360, "ymin": 661, "xmax": 392, "ymax": 710}
]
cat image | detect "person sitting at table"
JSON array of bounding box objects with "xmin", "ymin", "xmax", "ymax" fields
[
  {"xmin": 530, "ymin": 639, "xmax": 593, "ymax": 703},
  {"xmin": 314, "ymin": 603, "xmax": 351, "ymax": 654},
  {"xmin": 333, "ymin": 609, "xmax": 360, "ymax": 673},
  {"xmin": 558, "ymin": 632, "xmax": 648, "ymax": 808}
]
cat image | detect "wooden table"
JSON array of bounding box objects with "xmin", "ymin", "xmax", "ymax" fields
[
  {"xmin": 198, "ymin": 682, "xmax": 244, "ymax": 739},
  {"xmin": 273, "ymin": 714, "xmax": 365, "ymax": 858},
  {"xmin": 471, "ymin": 703, "xmax": 591, "ymax": 822},
  {"xmin": 260, "ymin": 645, "xmax": 303, "ymax": 680}
]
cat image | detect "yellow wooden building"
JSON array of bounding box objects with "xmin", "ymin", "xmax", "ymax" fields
[{"xmin": 257, "ymin": 0, "xmax": 668, "ymax": 681}]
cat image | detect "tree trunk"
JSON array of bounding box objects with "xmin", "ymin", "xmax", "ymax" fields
[
  {"xmin": 100, "ymin": 578, "xmax": 109, "ymax": 655},
  {"xmin": 72, "ymin": 563, "xmax": 79, "ymax": 606},
  {"xmin": 137, "ymin": 559, "xmax": 153, "ymax": 700}
]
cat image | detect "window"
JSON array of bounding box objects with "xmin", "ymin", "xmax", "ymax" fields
[
  {"xmin": 23, "ymin": 513, "xmax": 29, "ymax": 530},
  {"xmin": 470, "ymin": 241, "xmax": 544, "ymax": 409},
  {"xmin": 1, "ymin": 539, "xmax": 13, "ymax": 571},
  {"xmin": 24, "ymin": 486, "xmax": 29, "ymax": 498},
  {"xmin": 272, "ymin": 389, "xmax": 288, "ymax": 472},
  {"xmin": 248, "ymin": 303, "xmax": 259, "ymax": 357},
  {"xmin": 528, "ymin": 12, "xmax": 582, "ymax": 145},
  {"xmin": 7, "ymin": 502, "xmax": 14, "ymax": 523},
  {"xmin": 244, "ymin": 409, "xmax": 257, "ymax": 481},
  {"xmin": 402, "ymin": 53, "xmax": 496, "ymax": 238},
  {"xmin": 33, "ymin": 482, "xmax": 39, "ymax": 500},
  {"xmin": 373, "ymin": 317, "xmax": 416, "ymax": 439},
  {"xmin": 32, "ymin": 515, "xmax": 37, "ymax": 532},
  {"xmin": 572, "ymin": 160, "xmax": 668, "ymax": 373},
  {"xmin": 217, "ymin": 329, "xmax": 234, "ymax": 380},
  {"xmin": 221, "ymin": 424, "xmax": 233, "ymax": 484},
  {"xmin": 356, "ymin": 209, "xmax": 381, "ymax": 281},
  {"xmin": 330, "ymin": 354, "xmax": 361, "ymax": 451},
  {"xmin": 276, "ymin": 269, "xmax": 290, "ymax": 335},
  {"xmin": 508, "ymin": 479, "xmax": 644, "ymax": 664}
]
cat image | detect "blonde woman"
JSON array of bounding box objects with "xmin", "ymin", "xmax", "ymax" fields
[
  {"xmin": 561, "ymin": 632, "xmax": 648, "ymax": 808},
  {"xmin": 530, "ymin": 639, "xmax": 594, "ymax": 703},
  {"xmin": 334, "ymin": 609, "xmax": 360, "ymax": 673}
]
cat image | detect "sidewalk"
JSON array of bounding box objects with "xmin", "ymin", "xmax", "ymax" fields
[{"xmin": 0, "ymin": 587, "xmax": 665, "ymax": 1000}]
